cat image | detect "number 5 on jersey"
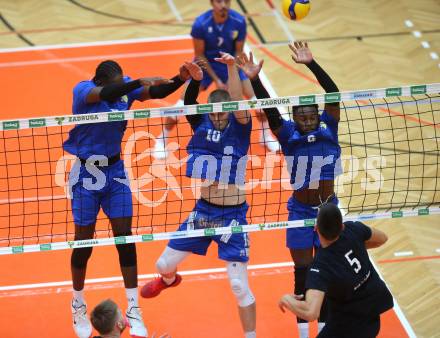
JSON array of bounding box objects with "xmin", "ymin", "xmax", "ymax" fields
[{"xmin": 345, "ymin": 250, "xmax": 361, "ymax": 273}]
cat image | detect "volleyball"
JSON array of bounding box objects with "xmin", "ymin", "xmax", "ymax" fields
[{"xmin": 281, "ymin": 0, "xmax": 311, "ymax": 21}]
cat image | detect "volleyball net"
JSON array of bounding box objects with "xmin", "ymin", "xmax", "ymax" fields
[{"xmin": 0, "ymin": 83, "xmax": 439, "ymax": 254}]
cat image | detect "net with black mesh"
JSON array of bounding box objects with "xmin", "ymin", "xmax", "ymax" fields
[{"xmin": 0, "ymin": 84, "xmax": 439, "ymax": 254}]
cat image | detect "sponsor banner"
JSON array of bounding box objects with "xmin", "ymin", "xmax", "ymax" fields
[
  {"xmin": 386, "ymin": 87, "xmax": 402, "ymax": 97},
  {"xmin": 162, "ymin": 108, "xmax": 185, "ymax": 116},
  {"xmin": 299, "ymin": 95, "xmax": 316, "ymax": 105},
  {"xmin": 410, "ymin": 85, "xmax": 427, "ymax": 95},
  {"xmin": 231, "ymin": 225, "xmax": 243, "ymax": 233},
  {"xmin": 204, "ymin": 228, "xmax": 216, "ymax": 236},
  {"xmin": 142, "ymin": 234, "xmax": 154, "ymax": 241},
  {"xmin": 114, "ymin": 237, "xmax": 126, "ymax": 244},
  {"xmin": 108, "ymin": 112, "xmax": 125, "ymax": 121},
  {"xmin": 12, "ymin": 246, "xmax": 24, "ymax": 254},
  {"xmin": 418, "ymin": 208, "xmax": 429, "ymax": 216},
  {"xmin": 40, "ymin": 243, "xmax": 52, "ymax": 251},
  {"xmin": 304, "ymin": 219, "xmax": 316, "ymax": 227},
  {"xmin": 29, "ymin": 118, "xmax": 46, "ymax": 128},
  {"xmin": 2, "ymin": 120, "xmax": 19, "ymax": 130},
  {"xmin": 261, "ymin": 98, "xmax": 291, "ymax": 107},
  {"xmin": 391, "ymin": 211, "xmax": 403, "ymax": 218},
  {"xmin": 351, "ymin": 91, "xmax": 374, "ymax": 100},
  {"xmin": 197, "ymin": 104, "xmax": 213, "ymax": 114},
  {"xmin": 222, "ymin": 102, "xmax": 239, "ymax": 111},
  {"xmin": 325, "ymin": 93, "xmax": 341, "ymax": 103},
  {"xmin": 134, "ymin": 110, "xmax": 151, "ymax": 119}
]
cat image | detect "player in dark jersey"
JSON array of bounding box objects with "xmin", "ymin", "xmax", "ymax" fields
[
  {"xmin": 237, "ymin": 42, "xmax": 341, "ymax": 337},
  {"xmin": 141, "ymin": 54, "xmax": 257, "ymax": 338},
  {"xmin": 153, "ymin": 0, "xmax": 279, "ymax": 159},
  {"xmin": 64, "ymin": 60, "xmax": 197, "ymax": 338},
  {"xmin": 279, "ymin": 203, "xmax": 394, "ymax": 338}
]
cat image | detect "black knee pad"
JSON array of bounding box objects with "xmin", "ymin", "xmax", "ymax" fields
[
  {"xmin": 116, "ymin": 243, "xmax": 137, "ymax": 267},
  {"xmin": 71, "ymin": 247, "xmax": 93, "ymax": 269},
  {"xmin": 294, "ymin": 265, "xmax": 309, "ymax": 323}
]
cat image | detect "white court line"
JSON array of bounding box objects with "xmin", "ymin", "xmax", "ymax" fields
[
  {"xmin": 166, "ymin": 0, "xmax": 183, "ymax": 22},
  {"xmin": 0, "ymin": 34, "xmax": 191, "ymax": 53},
  {"xmin": 436, "ymin": 248, "xmax": 440, "ymax": 253},
  {"xmin": 371, "ymin": 259, "xmax": 417, "ymax": 338},
  {"xmin": 0, "ymin": 49, "xmax": 193, "ymax": 68},
  {"xmin": 394, "ymin": 251, "xmax": 414, "ymax": 257},
  {"xmin": 0, "ymin": 261, "xmax": 294, "ymax": 292}
]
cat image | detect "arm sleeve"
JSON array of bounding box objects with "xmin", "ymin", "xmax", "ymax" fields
[
  {"xmin": 191, "ymin": 19, "xmax": 204, "ymax": 40},
  {"xmin": 74, "ymin": 82, "xmax": 95, "ymax": 107},
  {"xmin": 250, "ymin": 76, "xmax": 283, "ymax": 131},
  {"xmin": 350, "ymin": 221, "xmax": 373, "ymax": 242},
  {"xmin": 148, "ymin": 75, "xmax": 185, "ymax": 99},
  {"xmin": 99, "ymin": 80, "xmax": 142, "ymax": 102},
  {"xmin": 306, "ymin": 60, "xmax": 339, "ymax": 93},
  {"xmin": 305, "ymin": 263, "xmax": 328, "ymax": 293},
  {"xmin": 184, "ymin": 79, "xmax": 203, "ymax": 129}
]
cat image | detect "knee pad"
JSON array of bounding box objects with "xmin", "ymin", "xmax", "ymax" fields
[
  {"xmin": 156, "ymin": 246, "xmax": 190, "ymax": 275},
  {"xmin": 116, "ymin": 243, "xmax": 137, "ymax": 267},
  {"xmin": 227, "ymin": 262, "xmax": 255, "ymax": 307},
  {"xmin": 71, "ymin": 247, "xmax": 93, "ymax": 269}
]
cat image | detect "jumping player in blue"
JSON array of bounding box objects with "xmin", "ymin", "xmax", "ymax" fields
[
  {"xmin": 64, "ymin": 60, "xmax": 195, "ymax": 338},
  {"xmin": 153, "ymin": 0, "xmax": 279, "ymax": 159},
  {"xmin": 279, "ymin": 203, "xmax": 393, "ymax": 338},
  {"xmin": 141, "ymin": 54, "xmax": 257, "ymax": 338},
  {"xmin": 237, "ymin": 41, "xmax": 341, "ymax": 338}
]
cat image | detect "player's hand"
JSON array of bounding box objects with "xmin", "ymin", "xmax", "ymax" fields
[
  {"xmin": 214, "ymin": 52, "xmax": 236, "ymax": 66},
  {"xmin": 279, "ymin": 294, "xmax": 296, "ymax": 313},
  {"xmin": 194, "ymin": 56, "xmax": 208, "ymax": 70},
  {"xmin": 289, "ymin": 41, "xmax": 313, "ymax": 65},
  {"xmin": 184, "ymin": 61, "xmax": 203, "ymax": 81},
  {"xmin": 139, "ymin": 77, "xmax": 172, "ymax": 87},
  {"xmin": 179, "ymin": 64, "xmax": 191, "ymax": 81},
  {"xmin": 215, "ymin": 79, "xmax": 228, "ymax": 90},
  {"xmin": 236, "ymin": 52, "xmax": 264, "ymax": 80}
]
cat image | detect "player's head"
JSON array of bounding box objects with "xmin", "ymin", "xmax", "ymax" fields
[
  {"xmin": 316, "ymin": 203, "xmax": 343, "ymax": 241},
  {"xmin": 90, "ymin": 299, "xmax": 127, "ymax": 336},
  {"xmin": 211, "ymin": 0, "xmax": 231, "ymax": 19},
  {"xmin": 290, "ymin": 104, "xmax": 320, "ymax": 134},
  {"xmin": 208, "ymin": 89, "xmax": 231, "ymax": 130},
  {"xmin": 93, "ymin": 60, "xmax": 123, "ymax": 86}
]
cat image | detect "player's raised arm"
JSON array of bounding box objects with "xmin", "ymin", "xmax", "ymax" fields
[
  {"xmin": 183, "ymin": 61, "xmax": 204, "ymax": 129},
  {"xmin": 289, "ymin": 41, "xmax": 340, "ymax": 121},
  {"xmin": 215, "ymin": 52, "xmax": 251, "ymax": 125},
  {"xmin": 237, "ymin": 52, "xmax": 284, "ymax": 135}
]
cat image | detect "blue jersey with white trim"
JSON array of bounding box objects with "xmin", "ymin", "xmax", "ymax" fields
[
  {"xmin": 186, "ymin": 114, "xmax": 251, "ymax": 185},
  {"xmin": 191, "ymin": 9, "xmax": 246, "ymax": 62},
  {"xmin": 277, "ymin": 110, "xmax": 342, "ymax": 190},
  {"xmin": 63, "ymin": 76, "xmax": 143, "ymax": 159}
]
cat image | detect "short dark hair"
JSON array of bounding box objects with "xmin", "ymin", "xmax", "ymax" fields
[
  {"xmin": 93, "ymin": 60, "xmax": 123, "ymax": 85},
  {"xmin": 316, "ymin": 203, "xmax": 343, "ymax": 240},
  {"xmin": 290, "ymin": 104, "xmax": 319, "ymax": 117},
  {"xmin": 90, "ymin": 299, "xmax": 119, "ymax": 335},
  {"xmin": 208, "ymin": 89, "xmax": 231, "ymax": 103}
]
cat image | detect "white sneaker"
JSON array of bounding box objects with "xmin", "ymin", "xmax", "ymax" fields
[
  {"xmin": 71, "ymin": 301, "xmax": 92, "ymax": 338},
  {"xmin": 260, "ymin": 132, "xmax": 280, "ymax": 152},
  {"xmin": 126, "ymin": 306, "xmax": 148, "ymax": 337},
  {"xmin": 153, "ymin": 136, "xmax": 168, "ymax": 160}
]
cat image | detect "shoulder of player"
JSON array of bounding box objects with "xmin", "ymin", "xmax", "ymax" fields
[
  {"xmin": 228, "ymin": 9, "xmax": 246, "ymax": 24},
  {"xmin": 194, "ymin": 10, "xmax": 213, "ymax": 26},
  {"xmin": 73, "ymin": 80, "xmax": 95, "ymax": 96}
]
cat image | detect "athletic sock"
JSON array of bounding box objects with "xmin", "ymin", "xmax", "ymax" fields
[{"xmin": 125, "ymin": 287, "xmax": 139, "ymax": 309}]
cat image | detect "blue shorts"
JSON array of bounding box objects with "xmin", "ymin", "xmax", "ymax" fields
[
  {"xmin": 70, "ymin": 160, "xmax": 132, "ymax": 226},
  {"xmin": 201, "ymin": 61, "xmax": 248, "ymax": 89},
  {"xmin": 168, "ymin": 199, "xmax": 250, "ymax": 262},
  {"xmin": 286, "ymin": 195, "xmax": 339, "ymax": 249}
]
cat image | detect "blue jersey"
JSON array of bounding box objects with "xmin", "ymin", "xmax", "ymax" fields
[
  {"xmin": 191, "ymin": 9, "xmax": 246, "ymax": 62},
  {"xmin": 63, "ymin": 76, "xmax": 143, "ymax": 159},
  {"xmin": 186, "ymin": 114, "xmax": 251, "ymax": 185},
  {"xmin": 277, "ymin": 111, "xmax": 342, "ymax": 191}
]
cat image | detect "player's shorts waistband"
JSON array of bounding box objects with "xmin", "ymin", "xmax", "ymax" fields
[
  {"xmin": 288, "ymin": 193, "xmax": 338, "ymax": 210},
  {"xmin": 79, "ymin": 154, "xmax": 121, "ymax": 167},
  {"xmin": 199, "ymin": 198, "xmax": 247, "ymax": 209}
]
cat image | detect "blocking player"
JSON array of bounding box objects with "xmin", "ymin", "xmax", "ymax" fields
[
  {"xmin": 141, "ymin": 54, "xmax": 257, "ymax": 338},
  {"xmin": 237, "ymin": 41, "xmax": 341, "ymax": 337},
  {"xmin": 64, "ymin": 59, "xmax": 193, "ymax": 338}
]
